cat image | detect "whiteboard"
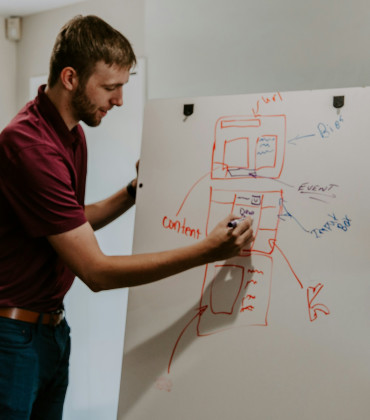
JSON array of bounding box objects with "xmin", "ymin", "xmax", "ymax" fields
[{"xmin": 118, "ymin": 87, "xmax": 370, "ymax": 420}]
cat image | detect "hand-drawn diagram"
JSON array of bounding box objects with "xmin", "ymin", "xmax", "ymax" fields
[
  {"xmin": 198, "ymin": 188, "xmax": 281, "ymax": 335},
  {"xmin": 120, "ymin": 90, "xmax": 367, "ymax": 420},
  {"xmin": 198, "ymin": 114, "xmax": 300, "ymax": 339},
  {"xmin": 211, "ymin": 114, "xmax": 286, "ymax": 180},
  {"xmin": 159, "ymin": 96, "xmax": 336, "ymax": 377}
]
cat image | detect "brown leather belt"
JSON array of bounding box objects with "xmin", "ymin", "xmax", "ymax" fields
[{"xmin": 0, "ymin": 307, "xmax": 65, "ymax": 327}]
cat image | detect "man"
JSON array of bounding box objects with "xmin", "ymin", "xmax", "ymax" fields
[{"xmin": 0, "ymin": 15, "xmax": 253, "ymax": 419}]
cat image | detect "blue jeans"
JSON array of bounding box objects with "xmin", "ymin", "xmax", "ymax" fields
[{"xmin": 0, "ymin": 316, "xmax": 71, "ymax": 420}]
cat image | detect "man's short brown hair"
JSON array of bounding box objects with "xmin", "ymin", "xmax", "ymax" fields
[{"xmin": 48, "ymin": 15, "xmax": 136, "ymax": 87}]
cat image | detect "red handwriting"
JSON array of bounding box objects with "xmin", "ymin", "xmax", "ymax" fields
[
  {"xmin": 246, "ymin": 279, "xmax": 257, "ymax": 287},
  {"xmin": 162, "ymin": 216, "xmax": 201, "ymax": 239},
  {"xmin": 248, "ymin": 269, "xmax": 264, "ymax": 274},
  {"xmin": 241, "ymin": 304, "xmax": 255, "ymax": 312},
  {"xmin": 164, "ymin": 107, "xmax": 333, "ymax": 376},
  {"xmin": 307, "ymin": 283, "xmax": 330, "ymax": 322},
  {"xmin": 252, "ymin": 92, "xmax": 283, "ymax": 117}
]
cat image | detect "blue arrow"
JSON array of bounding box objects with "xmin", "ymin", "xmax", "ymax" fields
[{"xmin": 288, "ymin": 133, "xmax": 316, "ymax": 145}]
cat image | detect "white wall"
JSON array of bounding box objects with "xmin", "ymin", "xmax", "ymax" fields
[
  {"xmin": 16, "ymin": 0, "xmax": 145, "ymax": 108},
  {"xmin": 145, "ymin": 0, "xmax": 370, "ymax": 99},
  {"xmin": 0, "ymin": 16, "xmax": 17, "ymax": 129}
]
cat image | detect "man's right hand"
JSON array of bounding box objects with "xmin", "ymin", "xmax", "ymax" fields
[{"xmin": 201, "ymin": 214, "xmax": 254, "ymax": 263}]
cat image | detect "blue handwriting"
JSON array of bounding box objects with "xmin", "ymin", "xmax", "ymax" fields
[
  {"xmin": 310, "ymin": 213, "xmax": 351, "ymax": 238},
  {"xmin": 317, "ymin": 114, "xmax": 344, "ymax": 139}
]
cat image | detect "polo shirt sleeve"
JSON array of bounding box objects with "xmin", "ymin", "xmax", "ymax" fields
[{"xmin": 1, "ymin": 143, "xmax": 87, "ymax": 237}]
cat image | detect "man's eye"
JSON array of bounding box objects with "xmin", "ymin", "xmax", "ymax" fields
[{"xmin": 105, "ymin": 87, "xmax": 115, "ymax": 91}]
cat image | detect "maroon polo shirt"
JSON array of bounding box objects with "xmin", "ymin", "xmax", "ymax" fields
[{"xmin": 0, "ymin": 85, "xmax": 88, "ymax": 312}]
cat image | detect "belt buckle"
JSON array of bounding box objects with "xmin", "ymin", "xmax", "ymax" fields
[{"xmin": 49, "ymin": 309, "xmax": 64, "ymax": 327}]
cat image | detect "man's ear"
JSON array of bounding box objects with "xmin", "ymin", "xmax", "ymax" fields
[{"xmin": 60, "ymin": 67, "xmax": 78, "ymax": 91}]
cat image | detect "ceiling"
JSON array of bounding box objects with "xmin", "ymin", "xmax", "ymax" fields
[{"xmin": 0, "ymin": 0, "xmax": 86, "ymax": 17}]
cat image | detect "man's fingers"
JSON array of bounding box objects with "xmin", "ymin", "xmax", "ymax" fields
[{"xmin": 233, "ymin": 216, "xmax": 253, "ymax": 233}]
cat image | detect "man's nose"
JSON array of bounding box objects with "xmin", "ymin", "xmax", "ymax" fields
[{"xmin": 111, "ymin": 87, "xmax": 123, "ymax": 107}]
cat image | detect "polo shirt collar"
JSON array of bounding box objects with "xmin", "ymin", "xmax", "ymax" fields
[{"xmin": 35, "ymin": 84, "xmax": 81, "ymax": 146}]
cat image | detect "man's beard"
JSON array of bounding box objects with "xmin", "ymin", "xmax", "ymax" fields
[{"xmin": 71, "ymin": 83, "xmax": 102, "ymax": 127}]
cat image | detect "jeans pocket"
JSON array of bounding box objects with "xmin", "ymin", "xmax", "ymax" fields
[
  {"xmin": 0, "ymin": 317, "xmax": 34, "ymax": 348},
  {"xmin": 0, "ymin": 319, "xmax": 38, "ymax": 415}
]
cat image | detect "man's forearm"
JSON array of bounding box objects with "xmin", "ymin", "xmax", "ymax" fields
[
  {"xmin": 48, "ymin": 216, "xmax": 254, "ymax": 292},
  {"xmin": 85, "ymin": 184, "xmax": 136, "ymax": 230},
  {"xmin": 86, "ymin": 241, "xmax": 211, "ymax": 291}
]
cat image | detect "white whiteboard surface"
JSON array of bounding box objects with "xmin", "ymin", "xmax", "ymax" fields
[{"xmin": 118, "ymin": 87, "xmax": 370, "ymax": 420}]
